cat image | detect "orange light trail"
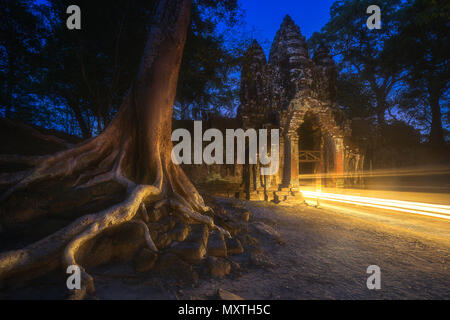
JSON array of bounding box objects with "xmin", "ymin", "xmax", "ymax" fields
[{"xmin": 301, "ymin": 191, "xmax": 450, "ymax": 221}]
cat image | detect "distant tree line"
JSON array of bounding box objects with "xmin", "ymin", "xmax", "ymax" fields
[
  {"xmin": 0, "ymin": 0, "xmax": 245, "ymax": 138},
  {"xmin": 308, "ymin": 0, "xmax": 449, "ymax": 149},
  {"xmin": 0, "ymin": 0, "xmax": 448, "ymax": 152}
]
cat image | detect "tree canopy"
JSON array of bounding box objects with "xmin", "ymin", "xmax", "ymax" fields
[
  {"xmin": 386, "ymin": 0, "xmax": 449, "ymax": 145},
  {"xmin": 0, "ymin": 0, "xmax": 44, "ymax": 122},
  {"xmin": 1, "ymin": 0, "xmax": 448, "ymax": 147},
  {"xmin": 1, "ymin": 0, "xmax": 244, "ymax": 137},
  {"xmin": 303, "ymin": 0, "xmax": 450, "ymax": 170}
]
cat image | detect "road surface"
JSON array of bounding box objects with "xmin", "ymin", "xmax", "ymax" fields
[
  {"xmin": 4, "ymin": 195, "xmax": 448, "ymax": 299},
  {"xmin": 176, "ymin": 197, "xmax": 450, "ymax": 299}
]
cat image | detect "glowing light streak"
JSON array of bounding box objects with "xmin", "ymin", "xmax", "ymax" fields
[
  {"xmin": 301, "ymin": 191, "xmax": 450, "ymax": 221},
  {"xmin": 296, "ymin": 166, "xmax": 450, "ymax": 179}
]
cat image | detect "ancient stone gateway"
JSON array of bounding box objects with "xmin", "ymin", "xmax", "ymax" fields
[{"xmin": 237, "ymin": 15, "xmax": 364, "ymax": 202}]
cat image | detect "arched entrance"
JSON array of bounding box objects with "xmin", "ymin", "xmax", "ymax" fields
[
  {"xmin": 297, "ymin": 111, "xmax": 323, "ymax": 187},
  {"xmin": 281, "ymin": 98, "xmax": 346, "ymax": 189}
]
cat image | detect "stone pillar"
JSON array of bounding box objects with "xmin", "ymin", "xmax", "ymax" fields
[
  {"xmin": 290, "ymin": 135, "xmax": 300, "ymax": 187},
  {"xmin": 242, "ymin": 163, "xmax": 250, "ymax": 198},
  {"xmin": 277, "ymin": 136, "xmax": 284, "ymax": 187},
  {"xmin": 282, "ymin": 135, "xmax": 290, "ymax": 187},
  {"xmin": 282, "ymin": 134, "xmax": 299, "ymax": 187},
  {"xmin": 334, "ymin": 136, "xmax": 344, "ymax": 188},
  {"xmin": 316, "ymin": 139, "xmax": 325, "ymax": 192},
  {"xmin": 255, "ymin": 158, "xmax": 262, "ymax": 189},
  {"xmin": 250, "ymin": 164, "xmax": 256, "ymax": 192}
]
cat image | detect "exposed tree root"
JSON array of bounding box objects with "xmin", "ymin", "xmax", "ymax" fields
[
  {"xmin": 0, "ymin": 161, "xmax": 232, "ymax": 299},
  {"xmin": 0, "ymin": 0, "xmax": 239, "ymax": 300},
  {"xmin": 0, "ymin": 154, "xmax": 46, "ymax": 167},
  {"xmin": 0, "ymin": 118, "xmax": 74, "ymax": 150},
  {"xmin": 0, "ymin": 148, "xmax": 220, "ymax": 297}
]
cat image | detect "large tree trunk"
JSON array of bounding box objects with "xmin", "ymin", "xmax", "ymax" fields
[
  {"xmin": 375, "ymin": 93, "xmax": 386, "ymax": 125},
  {"xmin": 68, "ymin": 100, "xmax": 91, "ymax": 139},
  {"xmin": 429, "ymin": 88, "xmax": 445, "ymax": 146},
  {"xmin": 0, "ymin": 0, "xmax": 230, "ymax": 299}
]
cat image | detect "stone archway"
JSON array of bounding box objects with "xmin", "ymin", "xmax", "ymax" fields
[{"xmin": 280, "ymin": 96, "xmax": 346, "ymax": 188}]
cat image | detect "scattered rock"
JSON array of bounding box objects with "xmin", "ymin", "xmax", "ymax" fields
[
  {"xmin": 207, "ymin": 257, "xmax": 231, "ymax": 277},
  {"xmin": 231, "ymin": 206, "xmax": 251, "ymax": 222},
  {"xmin": 217, "ymin": 288, "xmax": 244, "ymax": 300},
  {"xmin": 251, "ymin": 221, "xmax": 283, "ymax": 243},
  {"xmin": 169, "ymin": 223, "xmax": 190, "ymax": 242},
  {"xmin": 171, "ymin": 241, "xmax": 207, "ymax": 263},
  {"xmin": 154, "ymin": 253, "xmax": 198, "ymax": 283},
  {"xmin": 171, "ymin": 224, "xmax": 209, "ymax": 263},
  {"xmin": 213, "ymin": 210, "xmax": 248, "ymax": 236},
  {"xmin": 133, "ymin": 248, "xmax": 158, "ymax": 273},
  {"xmin": 226, "ymin": 237, "xmax": 244, "ymax": 255},
  {"xmin": 229, "ymin": 259, "xmax": 242, "ymax": 276},
  {"xmin": 207, "ymin": 229, "xmax": 227, "ymax": 257},
  {"xmin": 189, "ymin": 224, "xmax": 210, "ymax": 246},
  {"xmin": 218, "ymin": 219, "xmax": 243, "ymax": 236},
  {"xmin": 240, "ymin": 234, "xmax": 259, "ymax": 247},
  {"xmin": 249, "ymin": 251, "xmax": 275, "ymax": 268}
]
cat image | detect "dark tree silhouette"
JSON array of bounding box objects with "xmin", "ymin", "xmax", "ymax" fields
[{"xmin": 0, "ymin": 0, "xmax": 230, "ymax": 299}]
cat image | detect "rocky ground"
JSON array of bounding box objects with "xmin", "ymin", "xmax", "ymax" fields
[{"xmin": 3, "ymin": 195, "xmax": 449, "ymax": 300}]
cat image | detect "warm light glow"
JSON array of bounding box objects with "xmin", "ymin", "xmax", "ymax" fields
[
  {"xmin": 301, "ymin": 191, "xmax": 450, "ymax": 221},
  {"xmin": 297, "ymin": 165, "xmax": 450, "ymax": 179}
]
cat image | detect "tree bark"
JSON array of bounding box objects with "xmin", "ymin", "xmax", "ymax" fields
[
  {"xmin": 368, "ymin": 77, "xmax": 387, "ymax": 126},
  {"xmin": 68, "ymin": 100, "xmax": 91, "ymax": 139},
  {"xmin": 0, "ymin": 0, "xmax": 229, "ymax": 299},
  {"xmin": 376, "ymin": 105, "xmax": 386, "ymax": 125},
  {"xmin": 374, "ymin": 89, "xmax": 387, "ymax": 126},
  {"xmin": 429, "ymin": 87, "xmax": 445, "ymax": 146}
]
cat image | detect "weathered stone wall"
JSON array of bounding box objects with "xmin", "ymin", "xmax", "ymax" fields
[
  {"xmin": 172, "ymin": 118, "xmax": 244, "ymax": 190},
  {"xmin": 237, "ymin": 15, "xmax": 364, "ymax": 192},
  {"xmin": 181, "ymin": 15, "xmax": 364, "ymax": 197}
]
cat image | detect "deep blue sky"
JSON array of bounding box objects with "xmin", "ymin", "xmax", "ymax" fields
[{"xmin": 239, "ymin": 0, "xmax": 336, "ymax": 55}]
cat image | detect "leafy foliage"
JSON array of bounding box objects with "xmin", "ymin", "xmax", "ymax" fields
[
  {"xmin": 309, "ymin": 0, "xmax": 448, "ymax": 148},
  {"xmin": 309, "ymin": 0, "xmax": 405, "ymax": 125},
  {"xmin": 1, "ymin": 0, "xmax": 244, "ymax": 137},
  {"xmin": 386, "ymin": 0, "xmax": 449, "ymax": 145},
  {"xmin": 0, "ymin": 0, "xmax": 45, "ymax": 122}
]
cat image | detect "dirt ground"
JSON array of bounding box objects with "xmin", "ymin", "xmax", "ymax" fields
[
  {"xmin": 86, "ymin": 198, "xmax": 450, "ymax": 300},
  {"xmin": 2, "ymin": 196, "xmax": 449, "ymax": 300}
]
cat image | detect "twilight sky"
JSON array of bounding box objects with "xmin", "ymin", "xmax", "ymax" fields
[{"xmin": 239, "ymin": 0, "xmax": 336, "ymax": 55}]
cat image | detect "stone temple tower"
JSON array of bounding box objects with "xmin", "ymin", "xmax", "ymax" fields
[
  {"xmin": 238, "ymin": 15, "xmax": 364, "ymax": 202},
  {"xmin": 239, "ymin": 40, "xmax": 270, "ymax": 129},
  {"xmin": 269, "ymin": 15, "xmax": 314, "ymax": 109},
  {"xmin": 312, "ymin": 43, "xmax": 338, "ymax": 103}
]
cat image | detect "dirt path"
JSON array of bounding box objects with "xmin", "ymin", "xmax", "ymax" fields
[
  {"xmin": 89, "ymin": 197, "xmax": 449, "ymax": 300},
  {"xmin": 163, "ymin": 199, "xmax": 443, "ymax": 300},
  {"xmin": 3, "ymin": 197, "xmax": 449, "ymax": 299}
]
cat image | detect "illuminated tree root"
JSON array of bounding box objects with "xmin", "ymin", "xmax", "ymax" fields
[
  {"xmin": 0, "ymin": 132, "xmax": 231, "ymax": 298},
  {"xmin": 0, "ymin": 0, "xmax": 235, "ymax": 300},
  {"xmin": 0, "ymin": 118, "xmax": 231, "ymax": 299}
]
